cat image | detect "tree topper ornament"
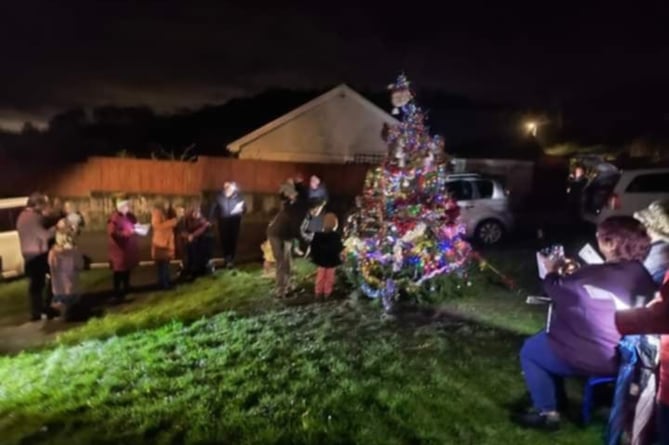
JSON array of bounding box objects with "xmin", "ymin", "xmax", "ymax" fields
[{"xmin": 388, "ymin": 74, "xmax": 413, "ymax": 115}]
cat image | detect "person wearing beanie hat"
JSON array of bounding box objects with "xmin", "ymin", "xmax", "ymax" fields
[
  {"xmin": 107, "ymin": 198, "xmax": 139, "ymax": 302},
  {"xmin": 635, "ymin": 200, "xmax": 669, "ymax": 285},
  {"xmin": 48, "ymin": 221, "xmax": 85, "ymax": 321}
]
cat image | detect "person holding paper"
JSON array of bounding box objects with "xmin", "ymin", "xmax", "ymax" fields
[
  {"xmin": 151, "ymin": 201, "xmax": 180, "ymax": 290},
  {"xmin": 210, "ymin": 182, "xmax": 246, "ymax": 268},
  {"xmin": 513, "ymin": 216, "xmax": 656, "ymax": 431},
  {"xmin": 182, "ymin": 205, "xmax": 213, "ymax": 279},
  {"xmin": 107, "ymin": 199, "xmax": 139, "ymax": 303}
]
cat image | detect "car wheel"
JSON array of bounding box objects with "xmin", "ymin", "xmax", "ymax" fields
[{"xmin": 474, "ymin": 219, "xmax": 505, "ymax": 245}]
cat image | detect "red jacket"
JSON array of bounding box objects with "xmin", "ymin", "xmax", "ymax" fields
[
  {"xmin": 107, "ymin": 211, "xmax": 139, "ymax": 271},
  {"xmin": 615, "ymin": 271, "xmax": 669, "ymax": 405}
]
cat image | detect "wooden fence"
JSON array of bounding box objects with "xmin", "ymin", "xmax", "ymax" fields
[{"xmin": 0, "ymin": 156, "xmax": 370, "ymax": 198}]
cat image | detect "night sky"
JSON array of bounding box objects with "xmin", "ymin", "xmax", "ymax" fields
[{"xmin": 1, "ymin": 0, "xmax": 668, "ymax": 131}]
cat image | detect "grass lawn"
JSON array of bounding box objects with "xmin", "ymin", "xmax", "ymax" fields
[{"xmin": 0, "ymin": 251, "xmax": 603, "ymax": 444}]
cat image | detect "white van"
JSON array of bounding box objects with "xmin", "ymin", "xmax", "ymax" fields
[
  {"xmin": 582, "ymin": 168, "xmax": 669, "ymax": 224},
  {"xmin": 0, "ymin": 197, "xmax": 28, "ymax": 279}
]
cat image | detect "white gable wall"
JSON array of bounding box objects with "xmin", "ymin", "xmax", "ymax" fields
[{"xmin": 236, "ymin": 91, "xmax": 395, "ymax": 163}]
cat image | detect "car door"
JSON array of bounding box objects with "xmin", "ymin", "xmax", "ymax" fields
[
  {"xmin": 446, "ymin": 180, "xmax": 477, "ymax": 234},
  {"xmin": 471, "ymin": 178, "xmax": 511, "ymax": 224},
  {"xmin": 0, "ymin": 205, "xmax": 24, "ymax": 278},
  {"xmin": 621, "ymin": 172, "xmax": 669, "ymax": 216}
]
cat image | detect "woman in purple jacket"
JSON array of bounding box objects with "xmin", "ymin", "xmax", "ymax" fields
[{"xmin": 514, "ymin": 216, "xmax": 657, "ymax": 431}]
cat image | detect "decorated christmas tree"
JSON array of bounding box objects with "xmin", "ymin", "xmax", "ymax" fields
[{"xmin": 343, "ymin": 74, "xmax": 472, "ymax": 312}]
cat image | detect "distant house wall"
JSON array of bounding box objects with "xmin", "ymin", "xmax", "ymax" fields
[{"xmin": 237, "ymin": 94, "xmax": 394, "ymax": 163}]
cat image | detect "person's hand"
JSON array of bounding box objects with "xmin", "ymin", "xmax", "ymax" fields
[
  {"xmin": 187, "ymin": 234, "xmax": 194, "ymax": 242},
  {"xmin": 540, "ymin": 254, "xmax": 561, "ymax": 274},
  {"xmin": 661, "ymin": 279, "xmax": 669, "ymax": 298},
  {"xmin": 647, "ymin": 293, "xmax": 662, "ymax": 307}
]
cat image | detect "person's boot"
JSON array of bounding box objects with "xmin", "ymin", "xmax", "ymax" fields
[
  {"xmin": 45, "ymin": 306, "xmax": 60, "ymax": 320},
  {"xmin": 512, "ymin": 409, "xmax": 561, "ymax": 431}
]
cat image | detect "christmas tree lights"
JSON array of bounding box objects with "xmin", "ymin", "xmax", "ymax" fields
[{"xmin": 343, "ymin": 74, "xmax": 472, "ymax": 311}]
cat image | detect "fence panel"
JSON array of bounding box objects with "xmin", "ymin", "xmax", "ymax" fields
[{"xmin": 0, "ymin": 156, "xmax": 372, "ymax": 198}]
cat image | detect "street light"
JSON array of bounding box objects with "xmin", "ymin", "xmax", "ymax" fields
[{"xmin": 525, "ymin": 121, "xmax": 538, "ymax": 137}]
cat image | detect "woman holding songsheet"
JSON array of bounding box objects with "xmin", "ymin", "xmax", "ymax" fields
[{"xmin": 513, "ymin": 216, "xmax": 656, "ymax": 431}]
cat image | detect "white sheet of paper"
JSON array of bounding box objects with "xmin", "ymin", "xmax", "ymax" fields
[
  {"xmin": 579, "ymin": 243, "xmax": 604, "ymax": 265},
  {"xmin": 536, "ymin": 252, "xmax": 548, "ymax": 279},
  {"xmin": 583, "ymin": 285, "xmax": 629, "ymax": 310},
  {"xmin": 134, "ymin": 224, "xmax": 150, "ymax": 236},
  {"xmin": 231, "ymin": 201, "xmax": 244, "ymax": 215}
]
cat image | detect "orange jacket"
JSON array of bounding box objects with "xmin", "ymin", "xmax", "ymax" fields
[
  {"xmin": 615, "ymin": 272, "xmax": 669, "ymax": 405},
  {"xmin": 151, "ymin": 208, "xmax": 178, "ymax": 261}
]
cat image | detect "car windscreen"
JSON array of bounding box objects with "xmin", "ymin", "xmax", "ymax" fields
[{"xmin": 0, "ymin": 207, "xmax": 22, "ymax": 232}]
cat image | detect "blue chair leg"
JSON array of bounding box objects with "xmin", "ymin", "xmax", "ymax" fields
[
  {"xmin": 582, "ymin": 377, "xmax": 617, "ymax": 425},
  {"xmin": 582, "ymin": 380, "xmax": 594, "ymax": 425}
]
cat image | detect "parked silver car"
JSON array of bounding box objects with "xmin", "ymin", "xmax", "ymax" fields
[
  {"xmin": 445, "ymin": 173, "xmax": 514, "ymax": 245},
  {"xmin": 582, "ymin": 168, "xmax": 669, "ymax": 225}
]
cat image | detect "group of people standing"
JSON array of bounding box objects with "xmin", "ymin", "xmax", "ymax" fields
[
  {"xmin": 265, "ymin": 174, "xmax": 344, "ymax": 299},
  {"xmin": 107, "ymin": 182, "xmax": 243, "ymax": 300},
  {"xmin": 16, "ymin": 193, "xmax": 86, "ymax": 321},
  {"xmin": 513, "ymin": 200, "xmax": 669, "ymax": 444},
  {"xmin": 15, "ymin": 173, "xmax": 339, "ymax": 322}
]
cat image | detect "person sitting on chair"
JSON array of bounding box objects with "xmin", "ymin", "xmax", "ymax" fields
[{"xmin": 512, "ymin": 216, "xmax": 657, "ymax": 431}]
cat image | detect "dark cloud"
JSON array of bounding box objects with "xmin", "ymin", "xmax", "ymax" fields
[{"xmin": 1, "ymin": 0, "xmax": 668, "ymax": 128}]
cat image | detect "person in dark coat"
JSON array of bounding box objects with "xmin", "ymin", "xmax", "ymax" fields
[
  {"xmin": 294, "ymin": 174, "xmax": 308, "ymax": 202},
  {"xmin": 310, "ymin": 213, "xmax": 343, "ymax": 299},
  {"xmin": 267, "ymin": 189, "xmax": 304, "ymax": 298},
  {"xmin": 182, "ymin": 206, "xmax": 213, "ymax": 279},
  {"xmin": 107, "ymin": 199, "xmax": 140, "ymax": 302},
  {"xmin": 299, "ymin": 200, "xmax": 326, "ymax": 256},
  {"xmin": 16, "ymin": 192, "xmax": 57, "ymax": 321},
  {"xmin": 513, "ymin": 216, "xmax": 657, "ymax": 431},
  {"xmin": 210, "ymin": 182, "xmax": 245, "ymax": 268},
  {"xmin": 566, "ymin": 164, "xmax": 587, "ymax": 224}
]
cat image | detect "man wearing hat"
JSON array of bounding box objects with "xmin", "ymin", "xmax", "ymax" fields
[{"xmin": 635, "ymin": 200, "xmax": 669, "ymax": 285}]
